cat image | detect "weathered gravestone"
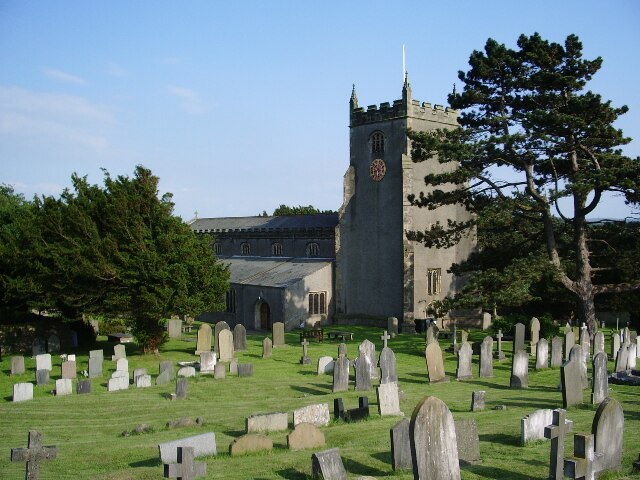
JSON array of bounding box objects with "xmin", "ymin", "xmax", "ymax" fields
[
  {"xmin": 561, "ymin": 353, "xmax": 584, "ymax": 408},
  {"xmin": 544, "ymin": 409, "xmax": 574, "ymax": 480},
  {"xmin": 521, "ymin": 409, "xmax": 562, "ymax": 445},
  {"xmin": 569, "ymin": 344, "xmax": 588, "ymax": 389},
  {"xmin": 233, "ymin": 324, "xmax": 247, "ymax": 351},
  {"xmin": 510, "ymin": 350, "xmax": 529, "ymax": 388},
  {"xmin": 410, "ymin": 396, "xmax": 461, "ymax": 480},
  {"xmin": 35, "ymin": 353, "xmax": 52, "ymax": 371},
  {"xmin": 513, "ymin": 322, "xmax": 525, "ymax": 353},
  {"xmin": 246, "ymin": 412, "xmax": 288, "ymax": 433},
  {"xmin": 11, "ymin": 430, "xmax": 57, "ymax": 480},
  {"xmin": 229, "ymin": 358, "xmax": 238, "ymax": 375},
  {"xmin": 332, "ymin": 354, "xmax": 350, "ymax": 392},
  {"xmin": 454, "ymin": 419, "xmax": 481, "ymax": 465},
  {"xmin": 479, "ymin": 336, "xmax": 493, "ymax": 378},
  {"xmin": 591, "ymin": 352, "xmax": 608, "ymax": 404},
  {"xmin": 11, "ymin": 356, "xmax": 25, "ymax": 375},
  {"xmin": 611, "ymin": 332, "xmax": 620, "ymax": 359},
  {"xmin": 388, "ymin": 316, "xmax": 399, "ymax": 337},
  {"xmin": 564, "ymin": 433, "xmax": 605, "ymax": 480},
  {"xmin": 580, "ymin": 325, "xmax": 591, "ymax": 361},
  {"xmin": 35, "ymin": 369, "xmax": 50, "ymax": 386},
  {"xmin": 77, "ymin": 379, "xmax": 92, "ymax": 394},
  {"xmin": 346, "ymin": 397, "xmax": 370, "ymax": 422},
  {"xmin": 529, "ymin": 317, "xmax": 540, "ymax": 356},
  {"xmin": 565, "ymin": 331, "xmax": 576, "ymax": 360},
  {"xmin": 317, "ymin": 356, "xmax": 335, "ymax": 375},
  {"xmin": 495, "ymin": 329, "xmax": 506, "ymax": 361},
  {"xmin": 237, "ymin": 364, "xmax": 253, "ymax": 377},
  {"xmin": 287, "ymin": 422, "xmax": 325, "ymax": 451},
  {"xmin": 177, "ymin": 366, "xmax": 196, "ymax": 378},
  {"xmin": 55, "ymin": 378, "xmax": 72, "ymax": 396},
  {"xmin": 358, "ymin": 339, "xmax": 378, "ymax": 379},
  {"xmin": 199, "ymin": 351, "xmax": 216, "ymax": 374},
  {"xmin": 156, "ymin": 361, "xmax": 174, "ymax": 386},
  {"xmin": 377, "ymin": 381, "xmax": 402, "ymax": 416},
  {"xmin": 163, "ymin": 446, "xmax": 207, "ymax": 480},
  {"xmin": 229, "ymin": 434, "xmax": 273, "ymax": 456},
  {"xmin": 379, "ymin": 346, "xmax": 398, "ymax": 384},
  {"xmin": 293, "ymin": 403, "xmax": 330, "ymax": 427},
  {"xmin": 167, "ymin": 318, "xmax": 182, "ymax": 339},
  {"xmin": 47, "ymin": 334, "xmax": 60, "ymax": 353},
  {"xmin": 426, "ymin": 324, "xmax": 438, "ymax": 345},
  {"xmin": 551, "ymin": 336, "xmax": 563, "ymax": 368},
  {"xmin": 175, "ymin": 377, "xmax": 188, "ymax": 400},
  {"xmin": 116, "ymin": 357, "xmax": 129, "ymax": 374},
  {"xmin": 136, "ymin": 374, "xmax": 152, "ymax": 388},
  {"xmin": 195, "ymin": 324, "xmax": 212, "ymax": 355},
  {"xmin": 592, "ymin": 397, "xmax": 624, "ymax": 472},
  {"xmin": 133, "ymin": 367, "xmax": 148, "ymax": 383},
  {"xmin": 300, "ymin": 338, "xmax": 311, "ymax": 365},
  {"xmin": 425, "ymin": 342, "xmax": 447, "ymax": 383},
  {"xmin": 311, "ymin": 447, "xmax": 348, "ymax": 480},
  {"xmin": 456, "ymin": 342, "xmax": 473, "ymax": 380},
  {"xmin": 615, "ymin": 344, "xmax": 628, "ymax": 372},
  {"xmin": 262, "ymin": 337, "xmax": 272, "ymax": 358},
  {"xmin": 381, "ymin": 330, "xmax": 391, "ymax": 349},
  {"xmin": 391, "ymin": 418, "xmax": 412, "ymax": 471},
  {"xmin": 112, "ymin": 344, "xmax": 126, "ymax": 361},
  {"xmin": 213, "ymin": 321, "xmax": 230, "ymax": 354},
  {"xmin": 338, "ymin": 342, "xmax": 348, "ymax": 357},
  {"xmin": 471, "ymin": 391, "xmax": 485, "ymax": 412},
  {"xmin": 61, "ymin": 360, "xmax": 76, "ymax": 379},
  {"xmin": 536, "ymin": 338, "xmax": 549, "ymax": 370},
  {"xmin": 355, "ymin": 350, "xmax": 372, "ymax": 391},
  {"xmin": 108, "ymin": 375, "xmax": 129, "ymax": 392},
  {"xmin": 88, "ymin": 350, "xmax": 103, "ymax": 378},
  {"xmin": 158, "ymin": 432, "xmax": 217, "ymax": 463},
  {"xmin": 214, "ymin": 363, "xmax": 226, "ymax": 379},
  {"xmin": 272, "ymin": 322, "xmax": 285, "ymax": 347},
  {"xmin": 13, "ymin": 382, "xmax": 34, "ymax": 402},
  {"xmin": 218, "ymin": 329, "xmax": 234, "ymax": 362}
]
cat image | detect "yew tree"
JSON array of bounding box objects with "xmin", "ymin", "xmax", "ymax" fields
[{"xmin": 407, "ymin": 33, "xmax": 640, "ymax": 332}]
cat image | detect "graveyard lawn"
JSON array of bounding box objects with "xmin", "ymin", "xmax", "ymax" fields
[{"xmin": 0, "ymin": 325, "xmax": 638, "ymax": 479}]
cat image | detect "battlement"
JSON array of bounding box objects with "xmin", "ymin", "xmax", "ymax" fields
[{"xmin": 350, "ymin": 97, "xmax": 458, "ymax": 127}]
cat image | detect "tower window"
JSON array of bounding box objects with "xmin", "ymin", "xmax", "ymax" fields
[
  {"xmin": 306, "ymin": 242, "xmax": 320, "ymax": 257},
  {"xmin": 241, "ymin": 242, "xmax": 251, "ymax": 256},
  {"xmin": 271, "ymin": 242, "xmax": 283, "ymax": 256},
  {"xmin": 371, "ymin": 131, "xmax": 385, "ymax": 153},
  {"xmin": 427, "ymin": 268, "xmax": 442, "ymax": 295},
  {"xmin": 309, "ymin": 291, "xmax": 327, "ymax": 315},
  {"xmin": 213, "ymin": 242, "xmax": 222, "ymax": 255},
  {"xmin": 226, "ymin": 289, "xmax": 236, "ymax": 313}
]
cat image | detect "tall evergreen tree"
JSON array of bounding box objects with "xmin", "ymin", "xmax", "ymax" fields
[{"xmin": 407, "ymin": 33, "xmax": 640, "ymax": 332}]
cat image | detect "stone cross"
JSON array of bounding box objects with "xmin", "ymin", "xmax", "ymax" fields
[
  {"xmin": 301, "ymin": 338, "xmax": 309, "ymax": 356},
  {"xmin": 564, "ymin": 433, "xmax": 605, "ymax": 480},
  {"xmin": 11, "ymin": 431, "xmax": 58, "ymax": 480},
  {"xmin": 164, "ymin": 446, "xmax": 207, "ymax": 479},
  {"xmin": 496, "ymin": 329, "xmax": 505, "ymax": 360},
  {"xmin": 544, "ymin": 409, "xmax": 573, "ymax": 480},
  {"xmin": 381, "ymin": 330, "xmax": 391, "ymax": 349}
]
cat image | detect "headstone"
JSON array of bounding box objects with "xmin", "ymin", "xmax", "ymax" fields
[
  {"xmin": 535, "ymin": 338, "xmax": 549, "ymax": 370},
  {"xmin": 565, "ymin": 331, "xmax": 576, "ymax": 360},
  {"xmin": 108, "ymin": 375, "xmax": 129, "ymax": 392},
  {"xmin": 237, "ymin": 364, "xmax": 253, "ymax": 377},
  {"xmin": 425, "ymin": 342, "xmax": 447, "ymax": 383},
  {"xmin": 471, "ymin": 391, "xmax": 485, "ymax": 412},
  {"xmin": 158, "ymin": 432, "xmax": 217, "ymax": 463},
  {"xmin": 355, "ymin": 350, "xmax": 372, "ymax": 391},
  {"xmin": 344, "ymin": 397, "xmax": 370, "ymax": 422},
  {"xmin": 116, "ymin": 357, "xmax": 129, "ymax": 373},
  {"xmin": 544, "ymin": 409, "xmax": 574, "ymax": 480},
  {"xmin": 456, "ymin": 342, "xmax": 473, "ymax": 380},
  {"xmin": 132, "ymin": 368, "xmax": 148, "ymax": 383},
  {"xmin": 338, "ymin": 342, "xmax": 348, "ymax": 357},
  {"xmin": 218, "ymin": 329, "xmax": 234, "ymax": 362},
  {"xmin": 426, "ymin": 324, "xmax": 438, "ymax": 345},
  {"xmin": 112, "ymin": 344, "xmax": 126, "ymax": 361},
  {"xmin": 163, "ymin": 446, "xmax": 207, "ymax": 480},
  {"xmin": 293, "ymin": 403, "xmax": 330, "ymax": 427},
  {"xmin": 77, "ymin": 379, "xmax": 92, "ymax": 394},
  {"xmin": 381, "ymin": 330, "xmax": 391, "ymax": 349},
  {"xmin": 510, "ymin": 350, "xmax": 529, "ymax": 388},
  {"xmin": 379, "ymin": 346, "xmax": 398, "ymax": 384},
  {"xmin": 213, "ymin": 320, "xmax": 230, "ymax": 354},
  {"xmin": 611, "ymin": 332, "xmax": 620, "ymax": 358},
  {"xmin": 592, "ymin": 332, "xmax": 605, "ymax": 356},
  {"xmin": 136, "ymin": 374, "xmax": 152, "ymax": 388},
  {"xmin": 332, "ymin": 354, "xmax": 350, "ymax": 392},
  {"xmin": 591, "ymin": 352, "xmax": 608, "ymax": 404},
  {"xmin": 195, "ymin": 324, "xmax": 212, "ymax": 354},
  {"xmin": 311, "ymin": 448, "xmax": 348, "ymax": 480},
  {"xmin": 358, "ymin": 339, "xmax": 378, "ymax": 379},
  {"xmin": 479, "ymin": 336, "xmax": 493, "ymax": 377},
  {"xmin": 156, "ymin": 363, "xmax": 174, "ymax": 385},
  {"xmin": 521, "ymin": 409, "xmax": 557, "ymax": 445},
  {"xmin": 199, "ymin": 351, "xmax": 216, "ymax": 374},
  {"xmin": 564, "ymin": 433, "xmax": 605, "ymax": 480},
  {"xmin": 495, "ymin": 329, "xmax": 506, "ymax": 360},
  {"xmin": 89, "ymin": 349, "xmax": 103, "ymax": 361},
  {"xmin": 623, "ymin": 326, "xmax": 631, "ymax": 345},
  {"xmin": 246, "ymin": 412, "xmax": 288, "ymax": 433},
  {"xmin": 387, "ymin": 316, "xmax": 399, "ymax": 337},
  {"xmin": 214, "ymin": 363, "xmax": 226, "ymax": 379},
  {"xmin": 391, "ymin": 418, "xmax": 412, "ymax": 471},
  {"xmin": 409, "ymin": 396, "xmax": 461, "ymax": 480},
  {"xmin": 551, "ymin": 336, "xmax": 563, "ymax": 368},
  {"xmin": 262, "ymin": 337, "xmax": 272, "ymax": 358},
  {"xmin": 561, "ymin": 354, "xmax": 584, "ymax": 408},
  {"xmin": 568, "ymin": 344, "xmax": 588, "ymax": 389},
  {"xmin": 317, "ymin": 356, "xmax": 335, "ymax": 375},
  {"xmin": 629, "ymin": 343, "xmax": 637, "ymax": 369},
  {"xmin": 35, "ymin": 353, "xmax": 52, "ymax": 371},
  {"xmin": 176, "ymin": 377, "xmax": 188, "ymax": 399},
  {"xmin": 233, "ymin": 324, "xmax": 247, "ymax": 351},
  {"xmin": 167, "ymin": 318, "xmax": 182, "ymax": 339},
  {"xmin": 177, "ymin": 366, "xmax": 196, "ymax": 378},
  {"xmin": 59, "ymin": 360, "xmax": 76, "ymax": 380},
  {"xmin": 580, "ymin": 325, "xmax": 591, "ymax": 362},
  {"xmin": 55, "ymin": 378, "xmax": 72, "ymax": 396},
  {"xmin": 229, "ymin": 434, "xmax": 273, "ymax": 456},
  {"xmin": 11, "ymin": 356, "xmax": 25, "ymax": 375},
  {"xmin": 272, "ymin": 322, "xmax": 285, "ymax": 347},
  {"xmin": 13, "ymin": 382, "xmax": 34, "ymax": 402},
  {"xmin": 300, "ymin": 338, "xmax": 311, "ymax": 365},
  {"xmin": 36, "ymin": 369, "xmax": 50, "ymax": 385},
  {"xmin": 615, "ymin": 344, "xmax": 628, "ymax": 372},
  {"xmin": 287, "ymin": 422, "xmax": 326, "ymax": 451},
  {"xmin": 47, "ymin": 334, "xmax": 60, "ymax": 353},
  {"xmin": 454, "ymin": 419, "xmax": 481, "ymax": 465},
  {"xmin": 513, "ymin": 322, "xmax": 525, "ymax": 353},
  {"xmin": 592, "ymin": 397, "xmax": 624, "ymax": 472},
  {"xmin": 11, "ymin": 431, "xmax": 57, "ymax": 480},
  {"xmin": 31, "ymin": 338, "xmax": 46, "ymax": 356},
  {"xmin": 377, "ymin": 382, "xmax": 402, "ymax": 416},
  {"xmin": 333, "ymin": 398, "xmax": 345, "ymax": 420},
  {"xmin": 229, "ymin": 358, "xmax": 238, "ymax": 375},
  {"xmin": 530, "ymin": 317, "xmax": 540, "ymax": 344}
]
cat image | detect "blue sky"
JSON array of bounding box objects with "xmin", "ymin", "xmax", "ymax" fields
[{"xmin": 1, "ymin": 1, "xmax": 638, "ymax": 220}]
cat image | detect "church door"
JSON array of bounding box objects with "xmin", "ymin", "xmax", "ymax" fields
[{"xmin": 260, "ymin": 302, "xmax": 271, "ymax": 330}]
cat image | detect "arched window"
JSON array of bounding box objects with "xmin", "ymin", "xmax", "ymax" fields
[
  {"xmin": 241, "ymin": 242, "xmax": 251, "ymax": 256},
  {"xmin": 226, "ymin": 289, "xmax": 236, "ymax": 313},
  {"xmin": 271, "ymin": 242, "xmax": 283, "ymax": 256},
  {"xmin": 427, "ymin": 268, "xmax": 442, "ymax": 295},
  {"xmin": 213, "ymin": 242, "xmax": 222, "ymax": 255},
  {"xmin": 306, "ymin": 242, "xmax": 320, "ymax": 257},
  {"xmin": 371, "ymin": 131, "xmax": 385, "ymax": 154},
  {"xmin": 309, "ymin": 291, "xmax": 327, "ymax": 315}
]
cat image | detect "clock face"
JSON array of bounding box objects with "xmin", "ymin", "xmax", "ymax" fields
[{"xmin": 369, "ymin": 159, "xmax": 386, "ymax": 181}]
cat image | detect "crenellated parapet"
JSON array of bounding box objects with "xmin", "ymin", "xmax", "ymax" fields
[{"xmin": 350, "ymin": 98, "xmax": 458, "ymax": 127}]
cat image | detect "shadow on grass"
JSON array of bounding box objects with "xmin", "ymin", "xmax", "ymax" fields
[
  {"xmin": 290, "ymin": 384, "xmax": 330, "ymax": 396},
  {"xmin": 467, "ymin": 464, "xmax": 542, "ymax": 480},
  {"xmin": 342, "ymin": 456, "xmax": 387, "ymax": 477},
  {"xmin": 223, "ymin": 429, "xmax": 245, "ymax": 438},
  {"xmin": 274, "ymin": 467, "xmax": 307, "ymax": 479},
  {"xmin": 465, "ymin": 379, "xmax": 510, "ymax": 390},
  {"xmin": 479, "ymin": 433, "xmax": 520, "ymax": 446},
  {"xmin": 129, "ymin": 457, "xmax": 161, "ymax": 468},
  {"xmin": 371, "ymin": 451, "xmax": 392, "ymax": 466},
  {"xmin": 503, "ymin": 398, "xmax": 560, "ymax": 409}
]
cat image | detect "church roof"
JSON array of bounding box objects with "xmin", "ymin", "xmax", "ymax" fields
[
  {"xmin": 190, "ymin": 214, "xmax": 338, "ymax": 233},
  {"xmin": 223, "ymin": 257, "xmax": 332, "ymax": 288}
]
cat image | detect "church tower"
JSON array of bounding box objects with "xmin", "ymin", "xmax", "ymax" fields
[{"xmin": 335, "ymin": 76, "xmax": 474, "ymax": 329}]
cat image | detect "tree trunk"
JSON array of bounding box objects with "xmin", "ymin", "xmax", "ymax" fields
[{"xmin": 575, "ymin": 284, "xmax": 598, "ymax": 334}]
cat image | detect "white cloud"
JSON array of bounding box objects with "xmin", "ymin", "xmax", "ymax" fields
[
  {"xmin": 165, "ymin": 85, "xmax": 211, "ymax": 114},
  {"xmin": 106, "ymin": 62, "xmax": 129, "ymax": 78},
  {"xmin": 43, "ymin": 67, "xmax": 85, "ymax": 85}
]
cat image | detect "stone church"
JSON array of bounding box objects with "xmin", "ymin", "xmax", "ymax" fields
[{"xmin": 190, "ymin": 76, "xmax": 475, "ymax": 331}]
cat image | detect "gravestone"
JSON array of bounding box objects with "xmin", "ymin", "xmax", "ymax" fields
[
  {"xmin": 167, "ymin": 318, "xmax": 182, "ymax": 339},
  {"xmin": 77, "ymin": 379, "xmax": 92, "ymax": 394},
  {"xmin": 344, "ymin": 397, "xmax": 370, "ymax": 422},
  {"xmin": 199, "ymin": 351, "xmax": 216, "ymax": 374},
  {"xmin": 544, "ymin": 409, "xmax": 574, "ymax": 480},
  {"xmin": 377, "ymin": 381, "xmax": 402, "ymax": 416},
  {"xmin": 218, "ymin": 329, "xmax": 234, "ymax": 362},
  {"xmin": 132, "ymin": 368, "xmax": 147, "ymax": 384},
  {"xmin": 510, "ymin": 350, "xmax": 529, "ymax": 388},
  {"xmin": 391, "ymin": 418, "xmax": 412, "ymax": 471},
  {"xmin": 535, "ymin": 338, "xmax": 549, "ymax": 370},
  {"xmin": 11, "ymin": 430, "xmax": 58, "ymax": 480},
  {"xmin": 89, "ymin": 349, "xmax": 103, "ymax": 361},
  {"xmin": 454, "ymin": 419, "xmax": 481, "ymax": 465},
  {"xmin": 36, "ymin": 369, "xmax": 50, "ymax": 385},
  {"xmin": 591, "ymin": 352, "xmax": 608, "ymax": 404},
  {"xmin": 358, "ymin": 339, "xmax": 378, "ymax": 379},
  {"xmin": 13, "ymin": 382, "xmax": 34, "ymax": 402},
  {"xmin": 67, "ymin": 354, "xmax": 75, "ymax": 362},
  {"xmin": 262, "ymin": 337, "xmax": 272, "ymax": 358},
  {"xmin": 158, "ymin": 432, "xmax": 217, "ymax": 463},
  {"xmin": 479, "ymin": 336, "xmax": 493, "ymax": 377},
  {"xmin": 611, "ymin": 332, "xmax": 620, "ymax": 358},
  {"xmin": 379, "ymin": 346, "xmax": 398, "ymax": 384},
  {"xmin": 229, "ymin": 434, "xmax": 273, "ymax": 456},
  {"xmin": 333, "ymin": 398, "xmax": 345, "ymax": 420},
  {"xmin": 233, "ymin": 324, "xmax": 247, "ymax": 351},
  {"xmin": 426, "ymin": 324, "xmax": 438, "ymax": 345},
  {"xmin": 31, "ymin": 338, "xmax": 46, "ymax": 356},
  {"xmin": 293, "ymin": 403, "xmax": 330, "ymax": 427},
  {"xmin": 156, "ymin": 362, "xmax": 174, "ymax": 385},
  {"xmin": 136, "ymin": 374, "xmax": 152, "ymax": 388},
  {"xmin": 47, "ymin": 334, "xmax": 61, "ymax": 353},
  {"xmin": 564, "ymin": 433, "xmax": 605, "ymax": 480},
  {"xmin": 513, "ymin": 322, "xmax": 525, "ymax": 353},
  {"xmin": 61, "ymin": 360, "xmax": 76, "ymax": 379},
  {"xmin": 332, "ymin": 354, "xmax": 350, "ymax": 392},
  {"xmin": 565, "ymin": 331, "xmax": 576, "ymax": 360},
  {"xmin": 629, "ymin": 343, "xmax": 637, "ymax": 369},
  {"xmin": 272, "ymin": 322, "xmax": 285, "ymax": 347},
  {"xmin": 409, "ymin": 396, "xmax": 461, "ymax": 480},
  {"xmin": 456, "ymin": 342, "xmax": 473, "ymax": 380},
  {"xmin": 425, "ymin": 342, "xmax": 447, "ymax": 383},
  {"xmin": 35, "ymin": 353, "xmax": 52, "ymax": 371},
  {"xmin": 300, "ymin": 338, "xmax": 311, "ymax": 365},
  {"xmin": 521, "ymin": 409, "xmax": 557, "ymax": 445},
  {"xmin": 112, "ymin": 344, "xmax": 126, "ymax": 361},
  {"xmin": 387, "ymin": 316, "xmax": 399, "ymax": 337},
  {"xmin": 237, "ymin": 363, "xmax": 253, "ymax": 377},
  {"xmin": 177, "ymin": 366, "xmax": 196, "ymax": 378},
  {"xmin": 214, "ymin": 363, "xmax": 226, "ymax": 379},
  {"xmin": 116, "ymin": 357, "xmax": 128, "ymax": 374},
  {"xmin": 471, "ymin": 391, "xmax": 485, "ymax": 412},
  {"xmin": 195, "ymin": 324, "xmax": 212, "ymax": 354},
  {"xmin": 55, "ymin": 378, "xmax": 72, "ymax": 396},
  {"xmin": 551, "ymin": 336, "xmax": 563, "ymax": 368},
  {"xmin": 163, "ymin": 446, "xmax": 207, "ymax": 480},
  {"xmin": 338, "ymin": 342, "xmax": 348, "ymax": 357},
  {"xmin": 592, "ymin": 397, "xmax": 624, "ymax": 472},
  {"xmin": 317, "ymin": 356, "xmax": 335, "ymax": 375},
  {"xmin": 108, "ymin": 375, "xmax": 129, "ymax": 392},
  {"xmin": 214, "ymin": 320, "xmax": 230, "ymax": 354},
  {"xmin": 615, "ymin": 344, "xmax": 628, "ymax": 372},
  {"xmin": 495, "ymin": 329, "xmax": 506, "ymax": 360},
  {"xmin": 569, "ymin": 344, "xmax": 588, "ymax": 389},
  {"xmin": 561, "ymin": 354, "xmax": 584, "ymax": 408},
  {"xmin": 381, "ymin": 330, "xmax": 391, "ymax": 349},
  {"xmin": 355, "ymin": 350, "xmax": 372, "ymax": 391},
  {"xmin": 580, "ymin": 324, "xmax": 591, "ymax": 356},
  {"xmin": 229, "ymin": 358, "xmax": 238, "ymax": 375},
  {"xmin": 287, "ymin": 422, "xmax": 325, "ymax": 451},
  {"xmin": 11, "ymin": 356, "xmax": 25, "ymax": 375},
  {"xmin": 529, "ymin": 317, "xmax": 540, "ymax": 355},
  {"xmin": 311, "ymin": 448, "xmax": 348, "ymax": 480},
  {"xmin": 246, "ymin": 412, "xmax": 288, "ymax": 433},
  {"xmin": 176, "ymin": 377, "xmax": 188, "ymax": 400}
]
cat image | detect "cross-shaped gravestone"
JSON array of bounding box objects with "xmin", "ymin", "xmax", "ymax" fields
[
  {"xmin": 11, "ymin": 430, "xmax": 58, "ymax": 480},
  {"xmin": 544, "ymin": 409, "xmax": 574, "ymax": 480},
  {"xmin": 496, "ymin": 329, "xmax": 505, "ymax": 360},
  {"xmin": 564, "ymin": 433, "xmax": 605, "ymax": 480},
  {"xmin": 301, "ymin": 338, "xmax": 309, "ymax": 356},
  {"xmin": 381, "ymin": 330, "xmax": 391, "ymax": 349},
  {"xmin": 164, "ymin": 446, "xmax": 207, "ymax": 479}
]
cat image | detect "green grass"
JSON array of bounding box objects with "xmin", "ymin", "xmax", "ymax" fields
[{"xmin": 0, "ymin": 325, "xmax": 638, "ymax": 479}]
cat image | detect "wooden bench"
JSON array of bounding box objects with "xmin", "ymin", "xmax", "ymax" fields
[
  {"xmin": 326, "ymin": 331, "xmax": 354, "ymax": 342},
  {"xmin": 300, "ymin": 328, "xmax": 324, "ymax": 342}
]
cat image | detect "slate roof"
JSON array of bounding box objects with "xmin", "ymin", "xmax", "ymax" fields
[
  {"xmin": 189, "ymin": 214, "xmax": 339, "ymax": 233},
  {"xmin": 223, "ymin": 257, "xmax": 332, "ymax": 288}
]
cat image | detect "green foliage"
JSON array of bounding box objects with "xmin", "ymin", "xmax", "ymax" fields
[{"xmin": 272, "ymin": 204, "xmax": 337, "ymax": 216}]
